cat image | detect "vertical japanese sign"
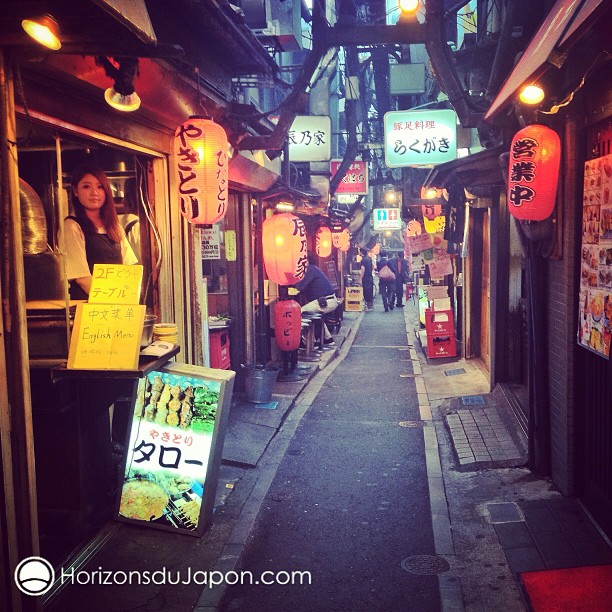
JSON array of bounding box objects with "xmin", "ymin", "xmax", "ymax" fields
[
  {"xmin": 288, "ymin": 115, "xmax": 331, "ymax": 162},
  {"xmin": 117, "ymin": 363, "xmax": 235, "ymax": 535},
  {"xmin": 330, "ymin": 160, "xmax": 369, "ymax": 194},
  {"xmin": 67, "ymin": 264, "xmax": 145, "ymax": 370},
  {"xmin": 384, "ymin": 109, "xmax": 457, "ymax": 167},
  {"xmin": 577, "ymin": 153, "xmax": 612, "ymax": 359}
]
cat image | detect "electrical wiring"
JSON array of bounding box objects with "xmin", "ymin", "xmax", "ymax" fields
[{"xmin": 538, "ymin": 51, "xmax": 611, "ymax": 115}]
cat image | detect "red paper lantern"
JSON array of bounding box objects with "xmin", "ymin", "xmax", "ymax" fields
[
  {"xmin": 262, "ymin": 213, "xmax": 307, "ymax": 285},
  {"xmin": 315, "ymin": 226, "xmax": 332, "ymax": 257},
  {"xmin": 274, "ymin": 300, "xmax": 302, "ymax": 352},
  {"xmin": 332, "ymin": 228, "xmax": 350, "ymax": 252},
  {"xmin": 507, "ymin": 124, "xmax": 560, "ymax": 221},
  {"xmin": 174, "ymin": 116, "xmax": 229, "ymax": 225}
]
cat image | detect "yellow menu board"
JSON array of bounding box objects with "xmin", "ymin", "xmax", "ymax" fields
[
  {"xmin": 225, "ymin": 230, "xmax": 237, "ymax": 262},
  {"xmin": 88, "ymin": 264, "xmax": 143, "ymax": 305},
  {"xmin": 67, "ymin": 303, "xmax": 146, "ymax": 370}
]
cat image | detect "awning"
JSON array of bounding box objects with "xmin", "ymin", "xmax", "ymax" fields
[
  {"xmin": 484, "ymin": 0, "xmax": 608, "ymax": 121},
  {"xmin": 422, "ymin": 145, "xmax": 507, "ymax": 191}
]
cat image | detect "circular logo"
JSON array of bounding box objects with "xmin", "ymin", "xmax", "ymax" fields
[{"xmin": 14, "ymin": 556, "xmax": 55, "ymax": 597}]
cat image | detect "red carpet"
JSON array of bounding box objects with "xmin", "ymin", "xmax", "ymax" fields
[{"xmin": 521, "ymin": 565, "xmax": 612, "ymax": 612}]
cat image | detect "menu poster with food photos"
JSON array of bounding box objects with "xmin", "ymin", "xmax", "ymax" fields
[
  {"xmin": 116, "ymin": 363, "xmax": 234, "ymax": 535},
  {"xmin": 577, "ymin": 153, "xmax": 612, "ymax": 358}
]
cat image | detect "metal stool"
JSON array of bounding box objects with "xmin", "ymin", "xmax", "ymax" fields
[
  {"xmin": 298, "ymin": 317, "xmax": 320, "ymax": 362},
  {"xmin": 303, "ymin": 312, "xmax": 325, "ymax": 351}
]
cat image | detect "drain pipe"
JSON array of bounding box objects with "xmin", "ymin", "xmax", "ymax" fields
[{"xmin": 425, "ymin": 0, "xmax": 483, "ymax": 127}]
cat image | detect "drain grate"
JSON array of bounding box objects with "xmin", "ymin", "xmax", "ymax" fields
[
  {"xmin": 401, "ymin": 555, "xmax": 450, "ymax": 575},
  {"xmin": 460, "ymin": 395, "xmax": 485, "ymax": 406},
  {"xmin": 444, "ymin": 368, "xmax": 466, "ymax": 376},
  {"xmin": 398, "ymin": 420, "xmax": 423, "ymax": 428}
]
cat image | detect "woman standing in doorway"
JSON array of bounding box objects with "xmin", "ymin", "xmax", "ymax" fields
[{"xmin": 64, "ymin": 163, "xmax": 138, "ymax": 300}]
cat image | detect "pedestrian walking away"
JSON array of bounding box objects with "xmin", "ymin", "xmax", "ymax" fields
[
  {"xmin": 359, "ymin": 246, "xmax": 374, "ymax": 311},
  {"xmin": 377, "ymin": 250, "xmax": 396, "ymax": 312},
  {"xmin": 389, "ymin": 251, "xmax": 409, "ymax": 307},
  {"xmin": 293, "ymin": 252, "xmax": 338, "ymax": 345}
]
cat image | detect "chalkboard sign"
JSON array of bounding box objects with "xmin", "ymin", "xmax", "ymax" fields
[{"xmin": 323, "ymin": 260, "xmax": 340, "ymax": 290}]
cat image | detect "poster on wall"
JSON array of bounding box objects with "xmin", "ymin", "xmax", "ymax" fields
[
  {"xmin": 116, "ymin": 363, "xmax": 235, "ymax": 535},
  {"xmin": 577, "ymin": 153, "xmax": 612, "ymax": 359}
]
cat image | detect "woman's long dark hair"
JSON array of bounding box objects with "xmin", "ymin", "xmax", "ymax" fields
[{"xmin": 70, "ymin": 163, "xmax": 122, "ymax": 243}]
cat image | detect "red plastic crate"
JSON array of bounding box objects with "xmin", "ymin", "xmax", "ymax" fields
[
  {"xmin": 425, "ymin": 309, "xmax": 454, "ymax": 336},
  {"xmin": 426, "ymin": 334, "xmax": 457, "ymax": 359},
  {"xmin": 209, "ymin": 328, "xmax": 231, "ymax": 369}
]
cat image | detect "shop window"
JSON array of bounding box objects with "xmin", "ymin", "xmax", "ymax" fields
[{"xmin": 201, "ymin": 222, "xmax": 228, "ymax": 294}]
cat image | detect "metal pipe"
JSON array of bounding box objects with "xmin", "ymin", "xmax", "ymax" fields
[{"xmin": 255, "ymin": 196, "xmax": 267, "ymax": 365}]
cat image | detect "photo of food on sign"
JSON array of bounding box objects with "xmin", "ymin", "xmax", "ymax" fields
[{"xmin": 118, "ymin": 370, "xmax": 221, "ymax": 531}]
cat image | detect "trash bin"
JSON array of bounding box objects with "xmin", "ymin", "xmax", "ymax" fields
[{"xmin": 243, "ymin": 365, "xmax": 279, "ymax": 403}]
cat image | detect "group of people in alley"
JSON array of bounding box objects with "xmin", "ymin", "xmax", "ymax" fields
[{"xmin": 359, "ymin": 247, "xmax": 410, "ymax": 312}]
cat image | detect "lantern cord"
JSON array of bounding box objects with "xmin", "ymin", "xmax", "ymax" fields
[{"xmin": 538, "ymin": 51, "xmax": 611, "ymax": 115}]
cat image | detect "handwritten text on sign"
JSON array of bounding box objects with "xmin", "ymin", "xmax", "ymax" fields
[
  {"xmin": 67, "ymin": 303, "xmax": 146, "ymax": 370},
  {"xmin": 89, "ymin": 264, "xmax": 143, "ymax": 305}
]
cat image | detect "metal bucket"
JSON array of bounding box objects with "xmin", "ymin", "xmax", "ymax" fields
[{"xmin": 243, "ymin": 365, "xmax": 279, "ymax": 403}]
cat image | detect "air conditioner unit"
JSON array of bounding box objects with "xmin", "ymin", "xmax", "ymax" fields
[{"xmin": 239, "ymin": 0, "xmax": 303, "ymax": 51}]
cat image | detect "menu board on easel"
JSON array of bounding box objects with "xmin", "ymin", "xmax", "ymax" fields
[
  {"xmin": 577, "ymin": 154, "xmax": 612, "ymax": 359},
  {"xmin": 67, "ymin": 264, "xmax": 145, "ymax": 369}
]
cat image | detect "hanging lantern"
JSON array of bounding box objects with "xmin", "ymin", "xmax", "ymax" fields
[
  {"xmin": 507, "ymin": 124, "xmax": 560, "ymax": 221},
  {"xmin": 274, "ymin": 299, "xmax": 302, "ymax": 352},
  {"xmin": 262, "ymin": 213, "xmax": 307, "ymax": 285},
  {"xmin": 174, "ymin": 116, "xmax": 229, "ymax": 225},
  {"xmin": 315, "ymin": 226, "xmax": 332, "ymax": 257},
  {"xmin": 332, "ymin": 228, "xmax": 350, "ymax": 252}
]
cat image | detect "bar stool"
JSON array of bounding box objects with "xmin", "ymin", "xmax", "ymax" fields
[
  {"xmin": 298, "ymin": 317, "xmax": 320, "ymax": 363},
  {"xmin": 302, "ymin": 313, "xmax": 325, "ymax": 351}
]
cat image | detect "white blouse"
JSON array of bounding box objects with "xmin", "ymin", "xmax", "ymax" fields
[{"xmin": 64, "ymin": 217, "xmax": 138, "ymax": 281}]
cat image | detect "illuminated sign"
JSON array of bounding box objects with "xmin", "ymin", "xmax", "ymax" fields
[
  {"xmin": 373, "ymin": 208, "xmax": 402, "ymax": 230},
  {"xmin": 330, "ymin": 160, "xmax": 369, "ymax": 194},
  {"xmin": 117, "ymin": 363, "xmax": 234, "ymax": 535},
  {"xmin": 384, "ymin": 109, "xmax": 457, "ymax": 167},
  {"xmin": 288, "ymin": 115, "xmax": 331, "ymax": 162}
]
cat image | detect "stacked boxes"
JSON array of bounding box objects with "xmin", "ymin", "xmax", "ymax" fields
[{"xmin": 425, "ymin": 308, "xmax": 456, "ymax": 359}]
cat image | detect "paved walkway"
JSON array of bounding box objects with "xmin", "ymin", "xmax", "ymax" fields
[{"xmin": 218, "ymin": 303, "xmax": 443, "ymax": 611}]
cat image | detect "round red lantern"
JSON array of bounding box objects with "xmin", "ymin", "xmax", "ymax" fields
[
  {"xmin": 262, "ymin": 213, "xmax": 307, "ymax": 285},
  {"xmin": 507, "ymin": 124, "xmax": 560, "ymax": 221},
  {"xmin": 174, "ymin": 116, "xmax": 229, "ymax": 225},
  {"xmin": 316, "ymin": 226, "xmax": 332, "ymax": 257},
  {"xmin": 274, "ymin": 299, "xmax": 302, "ymax": 352}
]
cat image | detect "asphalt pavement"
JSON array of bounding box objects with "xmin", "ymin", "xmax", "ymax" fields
[
  {"xmin": 45, "ymin": 295, "xmax": 612, "ymax": 612},
  {"xmin": 219, "ymin": 302, "xmax": 440, "ymax": 611}
]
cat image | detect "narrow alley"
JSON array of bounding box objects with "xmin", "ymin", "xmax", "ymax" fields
[{"xmin": 221, "ymin": 304, "xmax": 439, "ymax": 611}]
